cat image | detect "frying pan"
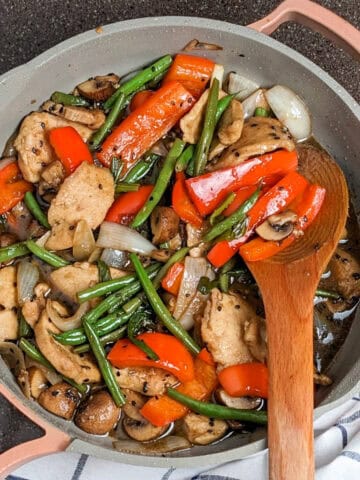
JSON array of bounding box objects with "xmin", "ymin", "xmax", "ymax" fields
[{"xmin": 0, "ymin": 0, "xmax": 359, "ymax": 476}]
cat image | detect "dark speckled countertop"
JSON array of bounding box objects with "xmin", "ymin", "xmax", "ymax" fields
[{"xmin": 0, "ymin": 0, "xmax": 359, "ymax": 458}]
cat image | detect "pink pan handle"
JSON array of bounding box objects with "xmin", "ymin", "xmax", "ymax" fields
[
  {"xmin": 0, "ymin": 384, "xmax": 70, "ymax": 479},
  {"xmin": 249, "ymin": 0, "xmax": 360, "ymax": 58}
]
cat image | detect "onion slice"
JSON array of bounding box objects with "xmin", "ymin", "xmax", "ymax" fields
[
  {"xmin": 46, "ymin": 299, "xmax": 90, "ymax": 331},
  {"xmin": 73, "ymin": 220, "xmax": 96, "ymax": 261},
  {"xmin": 25, "ymin": 357, "xmax": 63, "ymax": 385},
  {"xmin": 17, "ymin": 260, "xmax": 40, "ymax": 306},
  {"xmin": 265, "ymin": 85, "xmax": 312, "ymax": 141},
  {"xmin": 97, "ymin": 221, "xmax": 157, "ymax": 256},
  {"xmin": 113, "ymin": 435, "xmax": 191, "ymax": 455},
  {"xmin": 227, "ymin": 72, "xmax": 259, "ymax": 101},
  {"xmin": 241, "ymin": 89, "xmax": 268, "ymax": 119},
  {"xmin": 0, "ymin": 342, "xmax": 30, "ymax": 398}
]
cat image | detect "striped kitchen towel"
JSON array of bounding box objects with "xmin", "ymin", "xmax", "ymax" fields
[{"xmin": 7, "ymin": 393, "xmax": 360, "ymax": 480}]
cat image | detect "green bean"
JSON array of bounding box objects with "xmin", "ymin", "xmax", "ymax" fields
[
  {"xmin": 0, "ymin": 242, "xmax": 29, "ymax": 263},
  {"xmin": 51, "ymin": 91, "xmax": 89, "ymax": 107},
  {"xmin": 110, "ymin": 157, "xmax": 124, "ymax": 183},
  {"xmin": 97, "ymin": 259, "xmax": 111, "ymax": 283},
  {"xmin": 204, "ymin": 187, "xmax": 261, "ymax": 242},
  {"xmin": 24, "ymin": 192, "xmax": 50, "ymax": 229},
  {"xmin": 19, "ymin": 338, "xmax": 87, "ymax": 394},
  {"xmin": 215, "ymin": 93, "xmax": 236, "ymax": 124},
  {"xmin": 197, "ymin": 276, "xmax": 218, "ymax": 295},
  {"xmin": 193, "ymin": 78, "xmax": 220, "ymax": 175},
  {"xmin": 122, "ymin": 295, "xmax": 143, "ymax": 314},
  {"xmin": 78, "ymin": 263, "xmax": 158, "ymax": 303},
  {"xmin": 219, "ymin": 272, "xmax": 229, "ymax": 293},
  {"xmin": 315, "ymin": 289, "xmax": 341, "ymax": 299},
  {"xmin": 123, "ymin": 154, "xmax": 159, "ymax": 184},
  {"xmin": 104, "ymin": 55, "xmax": 173, "ymax": 110},
  {"xmin": 115, "ymin": 183, "xmax": 140, "ymax": 193},
  {"xmin": 175, "ymin": 145, "xmax": 194, "ymax": 173},
  {"xmin": 130, "ymin": 253, "xmax": 200, "ymax": 355},
  {"xmin": 127, "ymin": 311, "xmax": 159, "ymax": 361},
  {"xmin": 167, "ymin": 388, "xmax": 268, "ymax": 424},
  {"xmin": 74, "ymin": 325, "xmax": 127, "ymax": 354},
  {"xmin": 25, "ymin": 240, "xmax": 69, "ymax": 268},
  {"xmin": 55, "ymin": 309, "xmax": 134, "ymax": 346},
  {"xmin": 209, "ymin": 192, "xmax": 236, "ymax": 226},
  {"xmin": 83, "ymin": 318, "xmax": 126, "ymax": 406},
  {"xmin": 89, "ymin": 92, "xmax": 126, "ymax": 151},
  {"xmin": 153, "ymin": 247, "xmax": 189, "ymax": 290},
  {"xmin": 131, "ymin": 139, "xmax": 185, "ymax": 228},
  {"xmin": 254, "ymin": 107, "xmax": 270, "ymax": 117},
  {"xmin": 146, "ymin": 69, "xmax": 169, "ymax": 89},
  {"xmin": 18, "ymin": 310, "xmax": 32, "ymax": 338},
  {"xmin": 83, "ymin": 264, "xmax": 159, "ymax": 324}
]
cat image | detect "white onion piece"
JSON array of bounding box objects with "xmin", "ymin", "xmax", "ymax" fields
[
  {"xmin": 265, "ymin": 85, "xmax": 312, "ymax": 141},
  {"xmin": 211, "ymin": 64, "xmax": 224, "ymax": 89},
  {"xmin": 35, "ymin": 231, "xmax": 51, "ymax": 248},
  {"xmin": 227, "ymin": 72, "xmax": 259, "ymax": 101},
  {"xmin": 97, "ymin": 221, "xmax": 157, "ymax": 256},
  {"xmin": 0, "ymin": 341, "xmax": 30, "ymax": 398},
  {"xmin": 113, "ymin": 435, "xmax": 191, "ymax": 455},
  {"xmin": 241, "ymin": 89, "xmax": 266, "ymax": 119},
  {"xmin": 46, "ymin": 299, "xmax": 90, "ymax": 332},
  {"xmin": 150, "ymin": 140, "xmax": 168, "ymax": 157},
  {"xmin": 0, "ymin": 156, "xmax": 16, "ymax": 171},
  {"xmin": 173, "ymin": 257, "xmax": 210, "ymax": 320},
  {"xmin": 25, "ymin": 357, "xmax": 62, "ymax": 385},
  {"xmin": 73, "ymin": 220, "xmax": 96, "ymax": 261},
  {"xmin": 178, "ymin": 264, "xmax": 215, "ymax": 330},
  {"xmin": 17, "ymin": 260, "xmax": 40, "ymax": 306},
  {"xmin": 100, "ymin": 248, "xmax": 129, "ymax": 269}
]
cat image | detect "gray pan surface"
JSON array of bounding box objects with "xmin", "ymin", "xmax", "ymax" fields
[{"xmin": 0, "ymin": 16, "xmax": 359, "ymax": 467}]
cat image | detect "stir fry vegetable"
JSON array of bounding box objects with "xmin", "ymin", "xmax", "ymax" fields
[{"xmin": 1, "ymin": 45, "xmax": 356, "ymax": 453}]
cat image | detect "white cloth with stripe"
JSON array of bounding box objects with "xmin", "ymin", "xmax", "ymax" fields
[{"xmin": 7, "ymin": 393, "xmax": 360, "ymax": 480}]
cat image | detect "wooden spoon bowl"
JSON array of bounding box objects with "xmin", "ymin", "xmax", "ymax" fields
[{"xmin": 245, "ymin": 145, "xmax": 349, "ymax": 480}]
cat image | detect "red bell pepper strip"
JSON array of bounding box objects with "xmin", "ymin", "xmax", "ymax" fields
[
  {"xmin": 172, "ymin": 172, "xmax": 203, "ymax": 228},
  {"xmin": 207, "ymin": 172, "xmax": 308, "ymax": 268},
  {"xmin": 48, "ymin": 126, "xmax": 93, "ymax": 176},
  {"xmin": 162, "ymin": 54, "xmax": 215, "ymax": 99},
  {"xmin": 129, "ymin": 90, "xmax": 154, "ymax": 112},
  {"xmin": 197, "ymin": 347, "xmax": 215, "ymax": 366},
  {"xmin": 161, "ymin": 262, "xmax": 185, "ymax": 296},
  {"xmin": 97, "ymin": 81, "xmax": 195, "ymax": 170},
  {"xmin": 105, "ymin": 185, "xmax": 154, "ymax": 225},
  {"xmin": 140, "ymin": 354, "xmax": 217, "ymax": 427},
  {"xmin": 185, "ymin": 150, "xmax": 298, "ymax": 216},
  {"xmin": 239, "ymin": 184, "xmax": 326, "ymax": 262},
  {"xmin": 0, "ymin": 162, "xmax": 32, "ymax": 215},
  {"xmin": 107, "ymin": 332, "xmax": 195, "ymax": 383},
  {"xmin": 218, "ymin": 362, "xmax": 269, "ymax": 398}
]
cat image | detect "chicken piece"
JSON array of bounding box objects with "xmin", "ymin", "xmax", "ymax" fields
[
  {"xmin": 112, "ymin": 366, "xmax": 178, "ymax": 396},
  {"xmin": 0, "ymin": 310, "xmax": 18, "ymax": 341},
  {"xmin": 46, "ymin": 163, "xmax": 114, "ymax": 250},
  {"xmin": 34, "ymin": 309, "xmax": 100, "ymax": 384},
  {"xmin": 14, "ymin": 112, "xmax": 93, "ymax": 183},
  {"xmin": 328, "ymin": 248, "xmax": 360, "ymax": 299},
  {"xmin": 21, "ymin": 283, "xmax": 49, "ymax": 328},
  {"xmin": 243, "ymin": 315, "xmax": 267, "ymax": 363},
  {"xmin": 0, "ymin": 266, "xmax": 17, "ymax": 310},
  {"xmin": 42, "ymin": 101, "xmax": 105, "ymax": 130},
  {"xmin": 150, "ymin": 207, "xmax": 180, "ymax": 245},
  {"xmin": 180, "ymin": 89, "xmax": 226, "ymax": 144},
  {"xmin": 201, "ymin": 289, "xmax": 267, "ymax": 369},
  {"xmin": 49, "ymin": 262, "xmax": 125, "ymax": 302},
  {"xmin": 217, "ymin": 98, "xmax": 244, "ymax": 146},
  {"xmin": 39, "ymin": 160, "xmax": 65, "ymax": 195},
  {"xmin": 209, "ymin": 139, "xmax": 227, "ymax": 161},
  {"xmin": 182, "ymin": 412, "xmax": 228, "ymax": 445},
  {"xmin": 208, "ymin": 117, "xmax": 295, "ymax": 171}
]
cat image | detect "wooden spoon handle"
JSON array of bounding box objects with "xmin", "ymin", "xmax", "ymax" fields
[{"xmin": 251, "ymin": 261, "xmax": 316, "ymax": 480}]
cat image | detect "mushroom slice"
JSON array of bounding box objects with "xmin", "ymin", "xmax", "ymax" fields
[
  {"xmin": 38, "ymin": 382, "xmax": 80, "ymax": 420},
  {"xmin": 123, "ymin": 416, "xmax": 167, "ymax": 442},
  {"xmin": 255, "ymin": 210, "xmax": 298, "ymax": 241},
  {"xmin": 215, "ymin": 389, "xmax": 263, "ymax": 410},
  {"xmin": 122, "ymin": 389, "xmax": 147, "ymax": 421},
  {"xmin": 150, "ymin": 206, "xmax": 180, "ymax": 245},
  {"xmin": 75, "ymin": 391, "xmax": 121, "ymax": 435},
  {"xmin": 218, "ymin": 99, "xmax": 244, "ymax": 146},
  {"xmin": 77, "ymin": 74, "xmax": 120, "ymax": 101}
]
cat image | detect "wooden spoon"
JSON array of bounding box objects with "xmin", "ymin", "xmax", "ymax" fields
[{"xmin": 245, "ymin": 145, "xmax": 349, "ymax": 480}]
